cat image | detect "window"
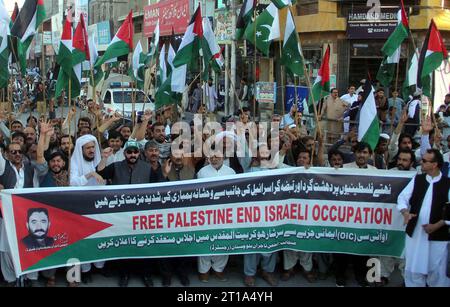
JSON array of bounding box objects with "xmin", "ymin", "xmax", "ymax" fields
[
  {"xmin": 104, "ymin": 92, "xmax": 111, "ymax": 104},
  {"xmin": 296, "ymin": 0, "xmax": 318, "ymax": 16},
  {"xmin": 135, "ymin": 22, "xmax": 142, "ymax": 34}
]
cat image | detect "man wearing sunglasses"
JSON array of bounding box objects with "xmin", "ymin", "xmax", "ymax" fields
[
  {"xmin": 96, "ymin": 140, "xmax": 165, "ymax": 287},
  {"xmin": 397, "ymin": 149, "xmax": 450, "ymax": 287},
  {"xmin": 0, "ymin": 142, "xmax": 42, "ymax": 286}
]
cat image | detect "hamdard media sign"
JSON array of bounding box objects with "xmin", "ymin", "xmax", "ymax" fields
[{"xmin": 347, "ymin": 7, "xmax": 399, "ymax": 39}]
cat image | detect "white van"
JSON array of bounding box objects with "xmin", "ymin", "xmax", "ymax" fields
[{"xmin": 102, "ymin": 82, "xmax": 155, "ymax": 119}]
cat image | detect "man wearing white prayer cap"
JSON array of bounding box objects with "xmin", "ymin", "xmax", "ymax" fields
[
  {"xmin": 70, "ymin": 134, "xmax": 104, "ymax": 186},
  {"xmin": 69, "ymin": 134, "xmax": 106, "ymax": 284}
]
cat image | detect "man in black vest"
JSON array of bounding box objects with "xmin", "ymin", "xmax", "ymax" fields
[
  {"xmin": 397, "ymin": 148, "xmax": 450, "ymax": 287},
  {"xmin": 0, "ymin": 142, "xmax": 41, "ymax": 286},
  {"xmin": 97, "ymin": 140, "xmax": 169, "ymax": 287}
]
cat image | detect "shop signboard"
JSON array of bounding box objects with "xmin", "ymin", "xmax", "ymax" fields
[
  {"xmin": 143, "ymin": 0, "xmax": 190, "ymax": 37},
  {"xmin": 347, "ymin": 7, "xmax": 399, "ymax": 39}
]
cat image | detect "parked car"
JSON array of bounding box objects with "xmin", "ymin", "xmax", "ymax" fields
[{"xmin": 102, "ymin": 82, "xmax": 155, "ymax": 119}]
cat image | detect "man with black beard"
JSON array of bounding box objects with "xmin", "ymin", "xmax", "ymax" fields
[
  {"xmin": 36, "ymin": 122, "xmax": 69, "ymax": 187},
  {"xmin": 22, "ymin": 208, "xmax": 54, "ymax": 250},
  {"xmin": 97, "ymin": 140, "xmax": 166, "ymax": 287},
  {"xmin": 375, "ymin": 148, "xmax": 417, "ymax": 287}
]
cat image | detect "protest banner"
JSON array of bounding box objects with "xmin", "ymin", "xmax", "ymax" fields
[{"xmin": 0, "ymin": 167, "xmax": 414, "ymax": 276}]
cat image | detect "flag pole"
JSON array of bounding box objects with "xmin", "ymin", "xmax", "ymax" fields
[
  {"xmin": 68, "ymin": 77, "xmax": 72, "ymax": 175},
  {"xmin": 394, "ymin": 55, "xmax": 400, "ymax": 93},
  {"xmin": 40, "ymin": 25, "xmax": 47, "ymax": 122},
  {"xmin": 7, "ymin": 81, "xmax": 11, "ymax": 131},
  {"xmin": 253, "ymin": 0, "xmax": 258, "ymax": 119},
  {"xmin": 226, "ymin": 67, "xmax": 242, "ymax": 108},
  {"xmin": 278, "ymin": 39, "xmax": 285, "ymax": 116},
  {"xmin": 132, "ymin": 69, "xmax": 136, "ymax": 129},
  {"xmin": 89, "ymin": 63, "xmax": 102, "ymax": 144},
  {"xmin": 288, "ymin": 6, "xmax": 321, "ymax": 136},
  {"xmin": 121, "ymin": 63, "xmax": 125, "ymax": 125}
]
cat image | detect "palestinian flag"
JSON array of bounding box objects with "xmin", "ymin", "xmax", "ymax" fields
[
  {"xmin": 10, "ymin": 0, "xmax": 45, "ymax": 43},
  {"xmin": 72, "ymin": 13, "xmax": 89, "ymax": 65},
  {"xmin": 94, "ymin": 10, "xmax": 133, "ymax": 68},
  {"xmin": 236, "ymin": 0, "xmax": 255, "ymax": 40},
  {"xmin": 358, "ymin": 79, "xmax": 380, "ymax": 151},
  {"xmin": 8, "ymin": 2, "xmax": 28, "ymax": 76},
  {"xmin": 55, "ymin": 18, "xmax": 73, "ymax": 76},
  {"xmin": 271, "ymin": 0, "xmax": 296, "ymax": 9},
  {"xmin": 155, "ymin": 5, "xmax": 203, "ymax": 108},
  {"xmin": 307, "ymin": 45, "xmax": 330, "ymax": 112},
  {"xmin": 0, "ymin": 20, "xmax": 9, "ymax": 88},
  {"xmin": 381, "ymin": 0, "xmax": 408, "ymax": 57},
  {"xmin": 171, "ymin": 5, "xmax": 203, "ymax": 70},
  {"xmin": 417, "ymin": 19, "xmax": 449, "ymax": 95},
  {"xmin": 54, "ymin": 18, "xmax": 81, "ymax": 99},
  {"xmin": 201, "ymin": 17, "xmax": 221, "ymax": 81},
  {"xmin": 281, "ymin": 8, "xmax": 303, "ymax": 76},
  {"xmin": 212, "ymin": 47, "xmax": 225, "ymax": 73},
  {"xmin": 244, "ymin": 3, "xmax": 280, "ymax": 56}
]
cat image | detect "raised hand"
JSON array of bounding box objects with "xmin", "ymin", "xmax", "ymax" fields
[
  {"xmin": 143, "ymin": 109, "xmax": 153, "ymax": 122},
  {"xmin": 101, "ymin": 147, "xmax": 114, "ymax": 160},
  {"xmin": 162, "ymin": 158, "xmax": 172, "ymax": 178},
  {"xmin": 421, "ymin": 116, "xmax": 433, "ymax": 134}
]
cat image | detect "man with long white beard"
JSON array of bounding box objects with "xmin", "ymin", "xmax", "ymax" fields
[{"xmin": 70, "ymin": 134, "xmax": 106, "ymax": 284}]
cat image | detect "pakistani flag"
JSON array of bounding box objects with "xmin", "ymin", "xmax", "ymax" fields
[
  {"xmin": 417, "ymin": 19, "xmax": 449, "ymax": 97},
  {"xmin": 167, "ymin": 41, "xmax": 176, "ymax": 76},
  {"xmin": 376, "ymin": 48, "xmax": 400, "ymax": 87},
  {"xmin": 0, "ymin": 20, "xmax": 9, "ymax": 88},
  {"xmin": 236, "ymin": 0, "xmax": 255, "ymax": 40},
  {"xmin": 307, "ymin": 45, "xmax": 330, "ymax": 112},
  {"xmin": 158, "ymin": 44, "xmax": 167, "ymax": 87},
  {"xmin": 131, "ymin": 40, "xmax": 146, "ymax": 89},
  {"xmin": 54, "ymin": 18, "xmax": 81, "ymax": 99},
  {"xmin": 148, "ymin": 19, "xmax": 160, "ymax": 58},
  {"xmin": 271, "ymin": 0, "xmax": 296, "ymax": 9},
  {"xmin": 244, "ymin": 3, "xmax": 280, "ymax": 56},
  {"xmin": 94, "ymin": 10, "xmax": 133, "ymax": 68},
  {"xmin": 381, "ymin": 0, "xmax": 408, "ymax": 57},
  {"xmin": 358, "ymin": 79, "xmax": 380, "ymax": 151},
  {"xmin": 281, "ymin": 8, "xmax": 303, "ymax": 76}
]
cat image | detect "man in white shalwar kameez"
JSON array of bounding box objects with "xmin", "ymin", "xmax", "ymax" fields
[
  {"xmin": 397, "ymin": 149, "xmax": 450, "ymax": 287},
  {"xmin": 70, "ymin": 134, "xmax": 106, "ymax": 278}
]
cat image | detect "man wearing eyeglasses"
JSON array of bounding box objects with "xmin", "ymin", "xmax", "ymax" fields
[
  {"xmin": 0, "ymin": 142, "xmax": 40, "ymax": 190},
  {"xmin": 397, "ymin": 149, "xmax": 450, "ymax": 287},
  {"xmin": 0, "ymin": 142, "xmax": 42, "ymax": 286},
  {"xmin": 96, "ymin": 140, "xmax": 170, "ymax": 287}
]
